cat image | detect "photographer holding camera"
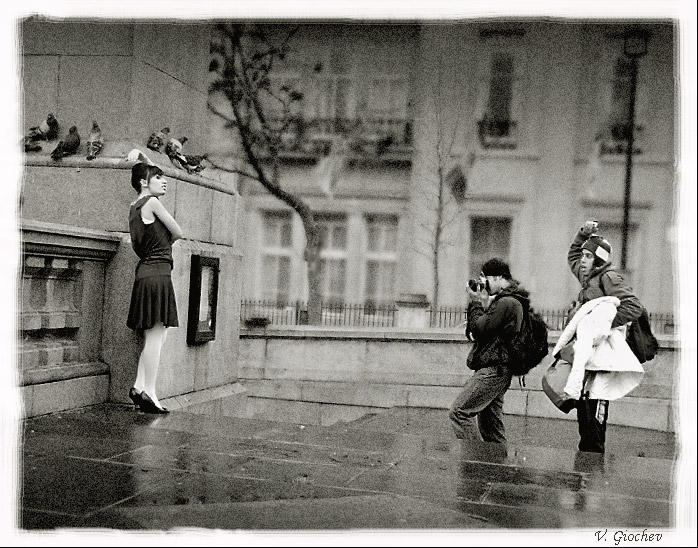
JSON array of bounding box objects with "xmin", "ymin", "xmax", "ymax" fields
[{"xmin": 449, "ymin": 258, "xmax": 530, "ymax": 445}]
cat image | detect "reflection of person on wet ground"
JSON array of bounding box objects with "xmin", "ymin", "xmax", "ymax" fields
[
  {"xmin": 449, "ymin": 258, "xmax": 531, "ymax": 448},
  {"xmin": 572, "ymin": 449, "xmax": 606, "ymax": 510}
]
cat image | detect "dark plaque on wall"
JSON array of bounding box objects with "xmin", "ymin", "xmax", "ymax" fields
[{"xmin": 187, "ymin": 255, "xmax": 220, "ymax": 345}]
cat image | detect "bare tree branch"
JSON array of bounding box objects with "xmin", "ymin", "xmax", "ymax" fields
[{"xmin": 210, "ymin": 23, "xmax": 323, "ymax": 323}]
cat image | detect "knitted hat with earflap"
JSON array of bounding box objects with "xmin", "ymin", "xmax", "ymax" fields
[{"xmin": 581, "ymin": 235, "xmax": 613, "ymax": 267}]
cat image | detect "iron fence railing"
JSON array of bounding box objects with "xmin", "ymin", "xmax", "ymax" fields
[
  {"xmin": 240, "ymin": 299, "xmax": 676, "ymax": 334},
  {"xmin": 240, "ymin": 300, "xmax": 397, "ymax": 328}
]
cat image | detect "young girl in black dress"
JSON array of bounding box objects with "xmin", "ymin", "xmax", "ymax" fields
[{"xmin": 126, "ymin": 149, "xmax": 183, "ymax": 413}]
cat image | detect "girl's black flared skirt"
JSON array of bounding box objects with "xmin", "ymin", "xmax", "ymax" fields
[{"xmin": 127, "ymin": 273, "xmax": 179, "ymax": 331}]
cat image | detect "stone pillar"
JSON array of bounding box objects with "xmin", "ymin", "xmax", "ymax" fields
[{"xmin": 394, "ymin": 293, "xmax": 431, "ymax": 328}]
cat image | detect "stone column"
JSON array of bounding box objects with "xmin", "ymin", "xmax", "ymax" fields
[{"xmin": 394, "ymin": 293, "xmax": 431, "ymax": 328}]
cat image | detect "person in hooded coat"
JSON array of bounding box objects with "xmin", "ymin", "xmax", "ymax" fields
[{"xmin": 567, "ymin": 220, "xmax": 643, "ymax": 453}]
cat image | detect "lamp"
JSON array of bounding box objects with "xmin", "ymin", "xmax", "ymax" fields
[{"xmin": 620, "ymin": 28, "xmax": 650, "ymax": 272}]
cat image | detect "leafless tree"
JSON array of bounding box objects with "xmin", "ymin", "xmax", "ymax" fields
[
  {"xmin": 415, "ymin": 65, "xmax": 477, "ymax": 317},
  {"xmin": 208, "ymin": 23, "xmax": 323, "ymax": 324}
]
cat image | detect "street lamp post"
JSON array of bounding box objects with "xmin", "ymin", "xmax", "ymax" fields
[{"xmin": 620, "ymin": 30, "xmax": 649, "ymax": 272}]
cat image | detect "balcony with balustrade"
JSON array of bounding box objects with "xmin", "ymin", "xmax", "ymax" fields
[{"xmin": 274, "ymin": 116, "xmax": 413, "ymax": 165}]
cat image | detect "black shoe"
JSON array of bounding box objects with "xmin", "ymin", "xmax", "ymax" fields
[
  {"xmin": 139, "ymin": 391, "xmax": 169, "ymax": 414},
  {"xmin": 128, "ymin": 387, "xmax": 142, "ymax": 408}
]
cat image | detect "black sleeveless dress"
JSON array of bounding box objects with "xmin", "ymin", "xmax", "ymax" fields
[{"xmin": 126, "ymin": 195, "xmax": 179, "ymax": 331}]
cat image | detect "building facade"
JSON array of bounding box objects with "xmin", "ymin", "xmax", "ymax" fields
[{"xmin": 232, "ymin": 21, "xmax": 676, "ymax": 318}]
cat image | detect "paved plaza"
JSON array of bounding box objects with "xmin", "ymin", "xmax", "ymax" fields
[{"xmin": 8, "ymin": 403, "xmax": 691, "ymax": 544}]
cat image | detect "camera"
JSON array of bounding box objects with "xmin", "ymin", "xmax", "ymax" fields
[{"xmin": 468, "ymin": 279, "xmax": 483, "ymax": 292}]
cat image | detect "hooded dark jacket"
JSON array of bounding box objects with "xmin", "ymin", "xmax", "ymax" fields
[
  {"xmin": 567, "ymin": 230, "xmax": 642, "ymax": 328},
  {"xmin": 466, "ymin": 282, "xmax": 529, "ymax": 371}
]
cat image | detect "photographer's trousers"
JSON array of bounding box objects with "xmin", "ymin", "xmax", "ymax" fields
[{"xmin": 449, "ymin": 365, "xmax": 512, "ymax": 443}]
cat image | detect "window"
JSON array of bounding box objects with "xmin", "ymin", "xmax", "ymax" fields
[
  {"xmin": 306, "ymin": 48, "xmax": 355, "ymax": 135},
  {"xmin": 349, "ymin": 76, "xmax": 410, "ymax": 151},
  {"xmin": 261, "ymin": 212, "xmax": 293, "ymax": 303},
  {"xmin": 469, "ymin": 216, "xmax": 512, "ymax": 279},
  {"xmin": 267, "ymin": 74, "xmax": 305, "ymax": 151},
  {"xmin": 364, "ymin": 215, "xmax": 398, "ymax": 306},
  {"xmin": 317, "ymin": 215, "xmax": 347, "ymax": 304},
  {"xmin": 478, "ymin": 53, "xmax": 518, "ymax": 149}
]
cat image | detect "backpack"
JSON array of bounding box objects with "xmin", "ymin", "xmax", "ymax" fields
[
  {"xmin": 502, "ymin": 295, "xmax": 550, "ymax": 378},
  {"xmin": 626, "ymin": 307, "xmax": 659, "ymax": 364},
  {"xmin": 599, "ymin": 274, "xmax": 658, "ymax": 364}
]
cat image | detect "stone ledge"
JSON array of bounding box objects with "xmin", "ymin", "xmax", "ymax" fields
[
  {"xmin": 21, "ymin": 219, "xmax": 122, "ymax": 260},
  {"xmin": 21, "ymin": 374, "xmax": 109, "ymax": 417},
  {"xmin": 21, "ymin": 361, "xmax": 109, "ymax": 386},
  {"xmin": 235, "ymin": 378, "xmax": 675, "ymax": 432},
  {"xmin": 241, "ymin": 325, "xmax": 678, "ymax": 348},
  {"xmin": 25, "ymin": 153, "xmax": 237, "ymax": 196},
  {"xmin": 160, "ymin": 382, "xmax": 247, "ymax": 411}
]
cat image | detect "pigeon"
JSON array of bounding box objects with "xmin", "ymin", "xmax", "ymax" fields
[
  {"xmin": 26, "ymin": 113, "xmax": 60, "ymax": 141},
  {"xmin": 165, "ymin": 136, "xmax": 187, "ymax": 158},
  {"xmin": 165, "ymin": 136, "xmax": 189, "ymax": 170},
  {"xmin": 50, "ymin": 125, "xmax": 81, "ymax": 160},
  {"xmin": 182, "ymin": 153, "xmax": 208, "ymax": 173},
  {"xmin": 147, "ymin": 127, "xmax": 170, "ymax": 153},
  {"xmin": 24, "ymin": 137, "xmax": 42, "ymax": 152},
  {"xmin": 85, "ymin": 120, "xmax": 103, "ymax": 160}
]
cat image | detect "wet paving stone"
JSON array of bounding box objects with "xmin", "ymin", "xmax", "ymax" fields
[
  {"xmin": 227, "ymin": 456, "xmax": 365, "ymax": 487},
  {"xmin": 20, "ymin": 455, "xmax": 171, "ymax": 517},
  {"xmin": 581, "ymin": 474, "xmax": 673, "ymax": 500},
  {"xmin": 21, "ymin": 509, "xmax": 88, "ymax": 530},
  {"xmin": 108, "ymin": 445, "xmax": 253, "ymax": 475},
  {"xmin": 110, "ymin": 469, "xmax": 378, "ymax": 507},
  {"xmin": 147, "ymin": 409, "xmax": 285, "ymax": 439},
  {"xmin": 483, "ymin": 482, "xmax": 673, "ymax": 528},
  {"xmin": 22, "ymin": 433, "xmax": 143, "ymax": 460},
  {"xmin": 459, "ymin": 460, "xmax": 586, "ymax": 491},
  {"xmin": 344, "ymin": 467, "xmax": 491, "ymax": 503},
  {"xmin": 253, "ymin": 428, "xmax": 408, "ymax": 457},
  {"xmin": 23, "ymin": 412, "xmax": 197, "ymax": 451},
  {"xmin": 193, "ymin": 435, "xmax": 397, "ymax": 469},
  {"xmin": 95, "ymin": 493, "xmax": 501, "ymax": 531},
  {"xmin": 449, "ymin": 499, "xmax": 608, "ymax": 529}
]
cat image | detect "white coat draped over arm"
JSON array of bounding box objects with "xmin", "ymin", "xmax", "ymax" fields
[{"xmin": 551, "ymin": 296, "xmax": 644, "ymax": 401}]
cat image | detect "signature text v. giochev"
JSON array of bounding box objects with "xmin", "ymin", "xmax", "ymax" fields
[{"xmin": 595, "ymin": 529, "xmax": 663, "ymax": 544}]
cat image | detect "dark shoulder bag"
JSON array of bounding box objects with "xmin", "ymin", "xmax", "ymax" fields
[{"xmin": 599, "ymin": 274, "xmax": 658, "ymax": 364}]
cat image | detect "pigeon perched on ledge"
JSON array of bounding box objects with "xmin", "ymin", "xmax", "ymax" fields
[
  {"xmin": 164, "ymin": 136, "xmax": 207, "ymax": 173},
  {"xmin": 182, "ymin": 153, "xmax": 208, "ymax": 173},
  {"xmin": 50, "ymin": 125, "xmax": 81, "ymax": 160},
  {"xmin": 86, "ymin": 121, "xmax": 103, "ymax": 160},
  {"xmin": 165, "ymin": 136, "xmax": 189, "ymax": 170},
  {"xmin": 24, "ymin": 137, "xmax": 43, "ymax": 152},
  {"xmin": 147, "ymin": 127, "xmax": 170, "ymax": 153},
  {"xmin": 26, "ymin": 113, "xmax": 60, "ymax": 142}
]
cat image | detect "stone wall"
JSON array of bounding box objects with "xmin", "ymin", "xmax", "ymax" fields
[{"xmin": 234, "ymin": 327, "xmax": 679, "ymax": 431}]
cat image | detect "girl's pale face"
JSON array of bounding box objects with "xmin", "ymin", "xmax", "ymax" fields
[{"xmin": 144, "ymin": 174, "xmax": 168, "ymax": 196}]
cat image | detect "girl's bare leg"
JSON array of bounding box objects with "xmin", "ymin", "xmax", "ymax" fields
[{"xmin": 138, "ymin": 322, "xmax": 167, "ymax": 408}]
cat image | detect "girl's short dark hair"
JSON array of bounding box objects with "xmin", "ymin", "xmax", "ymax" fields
[{"xmin": 131, "ymin": 163, "xmax": 164, "ymax": 192}]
